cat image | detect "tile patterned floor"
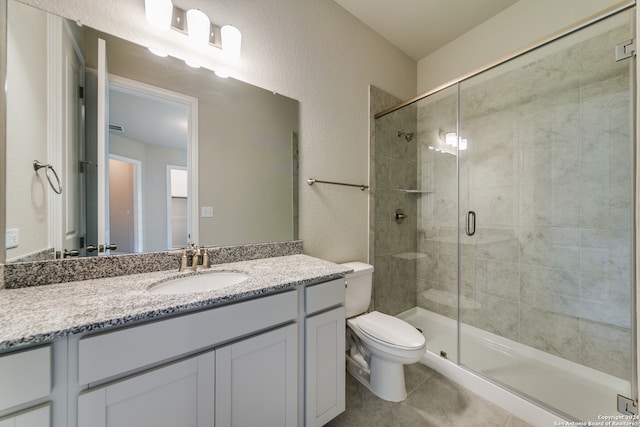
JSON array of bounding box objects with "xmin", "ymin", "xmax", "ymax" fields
[{"xmin": 327, "ymin": 363, "xmax": 534, "ymax": 427}]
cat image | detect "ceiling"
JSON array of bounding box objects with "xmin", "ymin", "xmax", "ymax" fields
[
  {"xmin": 333, "ymin": 0, "xmax": 520, "ymax": 60},
  {"xmin": 109, "ymin": 86, "xmax": 188, "ymax": 151}
]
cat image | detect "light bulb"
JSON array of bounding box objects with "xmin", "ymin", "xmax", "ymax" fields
[
  {"xmin": 148, "ymin": 47, "xmax": 168, "ymax": 57},
  {"xmin": 185, "ymin": 59, "xmax": 201, "ymax": 68},
  {"xmin": 445, "ymin": 132, "xmax": 457, "ymax": 147},
  {"xmin": 187, "ymin": 9, "xmax": 211, "ymax": 47},
  {"xmin": 145, "ymin": 0, "xmax": 173, "ymax": 31},
  {"xmin": 221, "ymin": 25, "xmax": 242, "ymax": 59}
]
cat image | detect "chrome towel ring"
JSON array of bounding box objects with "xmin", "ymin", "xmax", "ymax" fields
[{"xmin": 33, "ymin": 160, "xmax": 62, "ymax": 194}]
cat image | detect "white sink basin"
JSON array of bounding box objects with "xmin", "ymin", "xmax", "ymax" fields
[{"xmin": 149, "ymin": 272, "xmax": 249, "ymax": 295}]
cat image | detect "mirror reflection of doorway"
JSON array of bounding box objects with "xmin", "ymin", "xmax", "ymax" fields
[
  {"xmin": 168, "ymin": 166, "xmax": 188, "ymax": 249},
  {"xmin": 107, "ymin": 76, "xmax": 192, "ymax": 253},
  {"xmin": 108, "ymin": 156, "xmax": 141, "ymax": 254}
]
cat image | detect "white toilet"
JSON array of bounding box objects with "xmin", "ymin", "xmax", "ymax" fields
[{"xmin": 342, "ymin": 262, "xmax": 426, "ymax": 402}]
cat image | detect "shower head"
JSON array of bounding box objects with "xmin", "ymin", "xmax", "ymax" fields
[{"xmin": 397, "ymin": 130, "xmax": 415, "ymax": 142}]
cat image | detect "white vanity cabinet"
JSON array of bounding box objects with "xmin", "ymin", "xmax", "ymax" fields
[
  {"xmin": 78, "ymin": 352, "xmax": 214, "ymax": 427},
  {"xmin": 216, "ymin": 324, "xmax": 298, "ymax": 426},
  {"xmin": 75, "ymin": 290, "xmax": 298, "ymax": 427},
  {"xmin": 1, "ymin": 271, "xmax": 350, "ymax": 427},
  {"xmin": 304, "ymin": 278, "xmax": 346, "ymax": 427},
  {"xmin": 0, "ymin": 346, "xmax": 51, "ymax": 427}
]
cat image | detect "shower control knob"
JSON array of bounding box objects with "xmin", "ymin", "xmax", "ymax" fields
[{"xmin": 395, "ymin": 209, "xmax": 407, "ymax": 224}]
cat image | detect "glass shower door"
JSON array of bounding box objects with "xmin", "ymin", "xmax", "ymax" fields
[{"xmin": 457, "ymin": 7, "xmax": 635, "ymax": 422}]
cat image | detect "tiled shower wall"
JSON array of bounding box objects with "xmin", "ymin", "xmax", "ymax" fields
[
  {"xmin": 370, "ymin": 86, "xmax": 418, "ymax": 315},
  {"xmin": 416, "ymin": 23, "xmax": 632, "ymax": 380}
]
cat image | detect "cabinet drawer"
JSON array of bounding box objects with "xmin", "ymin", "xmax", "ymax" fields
[
  {"xmin": 0, "ymin": 346, "xmax": 51, "ymax": 412},
  {"xmin": 305, "ymin": 278, "xmax": 345, "ymax": 316},
  {"xmin": 79, "ymin": 290, "xmax": 297, "ymax": 386}
]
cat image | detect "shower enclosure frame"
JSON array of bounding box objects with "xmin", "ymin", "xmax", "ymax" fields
[{"xmin": 373, "ymin": 0, "xmax": 638, "ymax": 421}]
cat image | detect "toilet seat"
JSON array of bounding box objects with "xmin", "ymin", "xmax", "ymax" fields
[{"xmin": 356, "ymin": 311, "xmax": 425, "ymax": 350}]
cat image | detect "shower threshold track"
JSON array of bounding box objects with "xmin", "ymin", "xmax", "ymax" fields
[{"xmin": 398, "ymin": 307, "xmax": 629, "ymax": 423}]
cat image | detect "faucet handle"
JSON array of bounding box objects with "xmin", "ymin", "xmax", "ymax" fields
[
  {"xmin": 202, "ymin": 249, "xmax": 210, "ymax": 268},
  {"xmin": 179, "ymin": 250, "xmax": 189, "ymax": 272}
]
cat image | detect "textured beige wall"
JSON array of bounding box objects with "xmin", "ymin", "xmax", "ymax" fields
[
  {"xmin": 17, "ymin": 0, "xmax": 417, "ymax": 263},
  {"xmin": 5, "ymin": 1, "xmax": 48, "ymax": 261},
  {"xmin": 417, "ymin": 0, "xmax": 625, "ymax": 93}
]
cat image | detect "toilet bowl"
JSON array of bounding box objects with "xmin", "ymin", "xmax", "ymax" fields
[
  {"xmin": 346, "ymin": 311, "xmax": 426, "ymax": 402},
  {"xmin": 342, "ymin": 263, "xmax": 426, "ymax": 402}
]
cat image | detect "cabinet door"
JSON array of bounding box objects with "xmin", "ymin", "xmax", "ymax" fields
[
  {"xmin": 0, "ymin": 346, "xmax": 51, "ymax": 413},
  {"xmin": 306, "ymin": 306, "xmax": 345, "ymax": 427},
  {"xmin": 215, "ymin": 324, "xmax": 298, "ymax": 427},
  {"xmin": 77, "ymin": 352, "xmax": 214, "ymax": 427},
  {"xmin": 0, "ymin": 405, "xmax": 50, "ymax": 427}
]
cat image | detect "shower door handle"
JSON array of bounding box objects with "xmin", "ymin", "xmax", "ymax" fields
[{"xmin": 466, "ymin": 211, "xmax": 476, "ymax": 236}]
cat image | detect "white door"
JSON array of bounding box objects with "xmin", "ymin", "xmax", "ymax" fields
[
  {"xmin": 47, "ymin": 15, "xmax": 84, "ymax": 257},
  {"xmin": 84, "ymin": 38, "xmax": 110, "ymax": 256},
  {"xmin": 61, "ymin": 22, "xmax": 83, "ymax": 255},
  {"xmin": 96, "ymin": 37, "xmax": 111, "ymax": 254},
  {"xmin": 215, "ymin": 324, "xmax": 298, "ymax": 427},
  {"xmin": 305, "ymin": 306, "xmax": 346, "ymax": 427},
  {"xmin": 77, "ymin": 352, "xmax": 214, "ymax": 427}
]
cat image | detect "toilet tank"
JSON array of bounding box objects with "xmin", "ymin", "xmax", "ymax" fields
[{"xmin": 341, "ymin": 262, "xmax": 374, "ymax": 318}]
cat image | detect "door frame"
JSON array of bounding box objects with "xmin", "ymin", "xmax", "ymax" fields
[{"xmin": 107, "ymin": 74, "xmax": 199, "ymax": 248}]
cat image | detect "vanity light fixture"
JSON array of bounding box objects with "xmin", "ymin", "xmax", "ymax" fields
[
  {"xmin": 439, "ymin": 129, "xmax": 468, "ymax": 151},
  {"xmin": 145, "ymin": 1, "xmax": 242, "ymax": 58}
]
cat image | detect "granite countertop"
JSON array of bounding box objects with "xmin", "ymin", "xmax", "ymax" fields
[{"xmin": 0, "ymin": 254, "xmax": 352, "ymax": 351}]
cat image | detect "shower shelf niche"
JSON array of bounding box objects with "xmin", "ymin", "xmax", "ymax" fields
[{"xmin": 394, "ymin": 189, "xmax": 432, "ymax": 194}]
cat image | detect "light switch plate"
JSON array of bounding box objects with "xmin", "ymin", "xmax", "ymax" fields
[
  {"xmin": 6, "ymin": 228, "xmax": 19, "ymax": 248},
  {"xmin": 201, "ymin": 207, "xmax": 213, "ymax": 218}
]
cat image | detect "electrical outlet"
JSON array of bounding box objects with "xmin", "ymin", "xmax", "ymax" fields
[
  {"xmin": 6, "ymin": 228, "xmax": 19, "ymax": 249},
  {"xmin": 201, "ymin": 207, "xmax": 213, "ymax": 218}
]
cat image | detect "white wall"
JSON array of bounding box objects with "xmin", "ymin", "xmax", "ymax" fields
[
  {"xmin": 5, "ymin": 1, "xmax": 48, "ymax": 261},
  {"xmin": 17, "ymin": 0, "xmax": 417, "ymax": 263},
  {"xmin": 417, "ymin": 0, "xmax": 626, "ymax": 93}
]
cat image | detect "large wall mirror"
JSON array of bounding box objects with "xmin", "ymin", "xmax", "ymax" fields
[{"xmin": 3, "ymin": 0, "xmax": 299, "ymax": 263}]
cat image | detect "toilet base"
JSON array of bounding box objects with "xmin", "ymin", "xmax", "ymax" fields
[{"xmin": 346, "ymin": 354, "xmax": 408, "ymax": 402}]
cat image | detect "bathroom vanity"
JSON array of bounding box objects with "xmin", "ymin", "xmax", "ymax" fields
[{"xmin": 0, "ymin": 254, "xmax": 350, "ymax": 427}]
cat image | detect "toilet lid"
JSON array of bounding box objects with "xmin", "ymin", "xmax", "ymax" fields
[{"xmin": 357, "ymin": 311, "xmax": 425, "ymax": 349}]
